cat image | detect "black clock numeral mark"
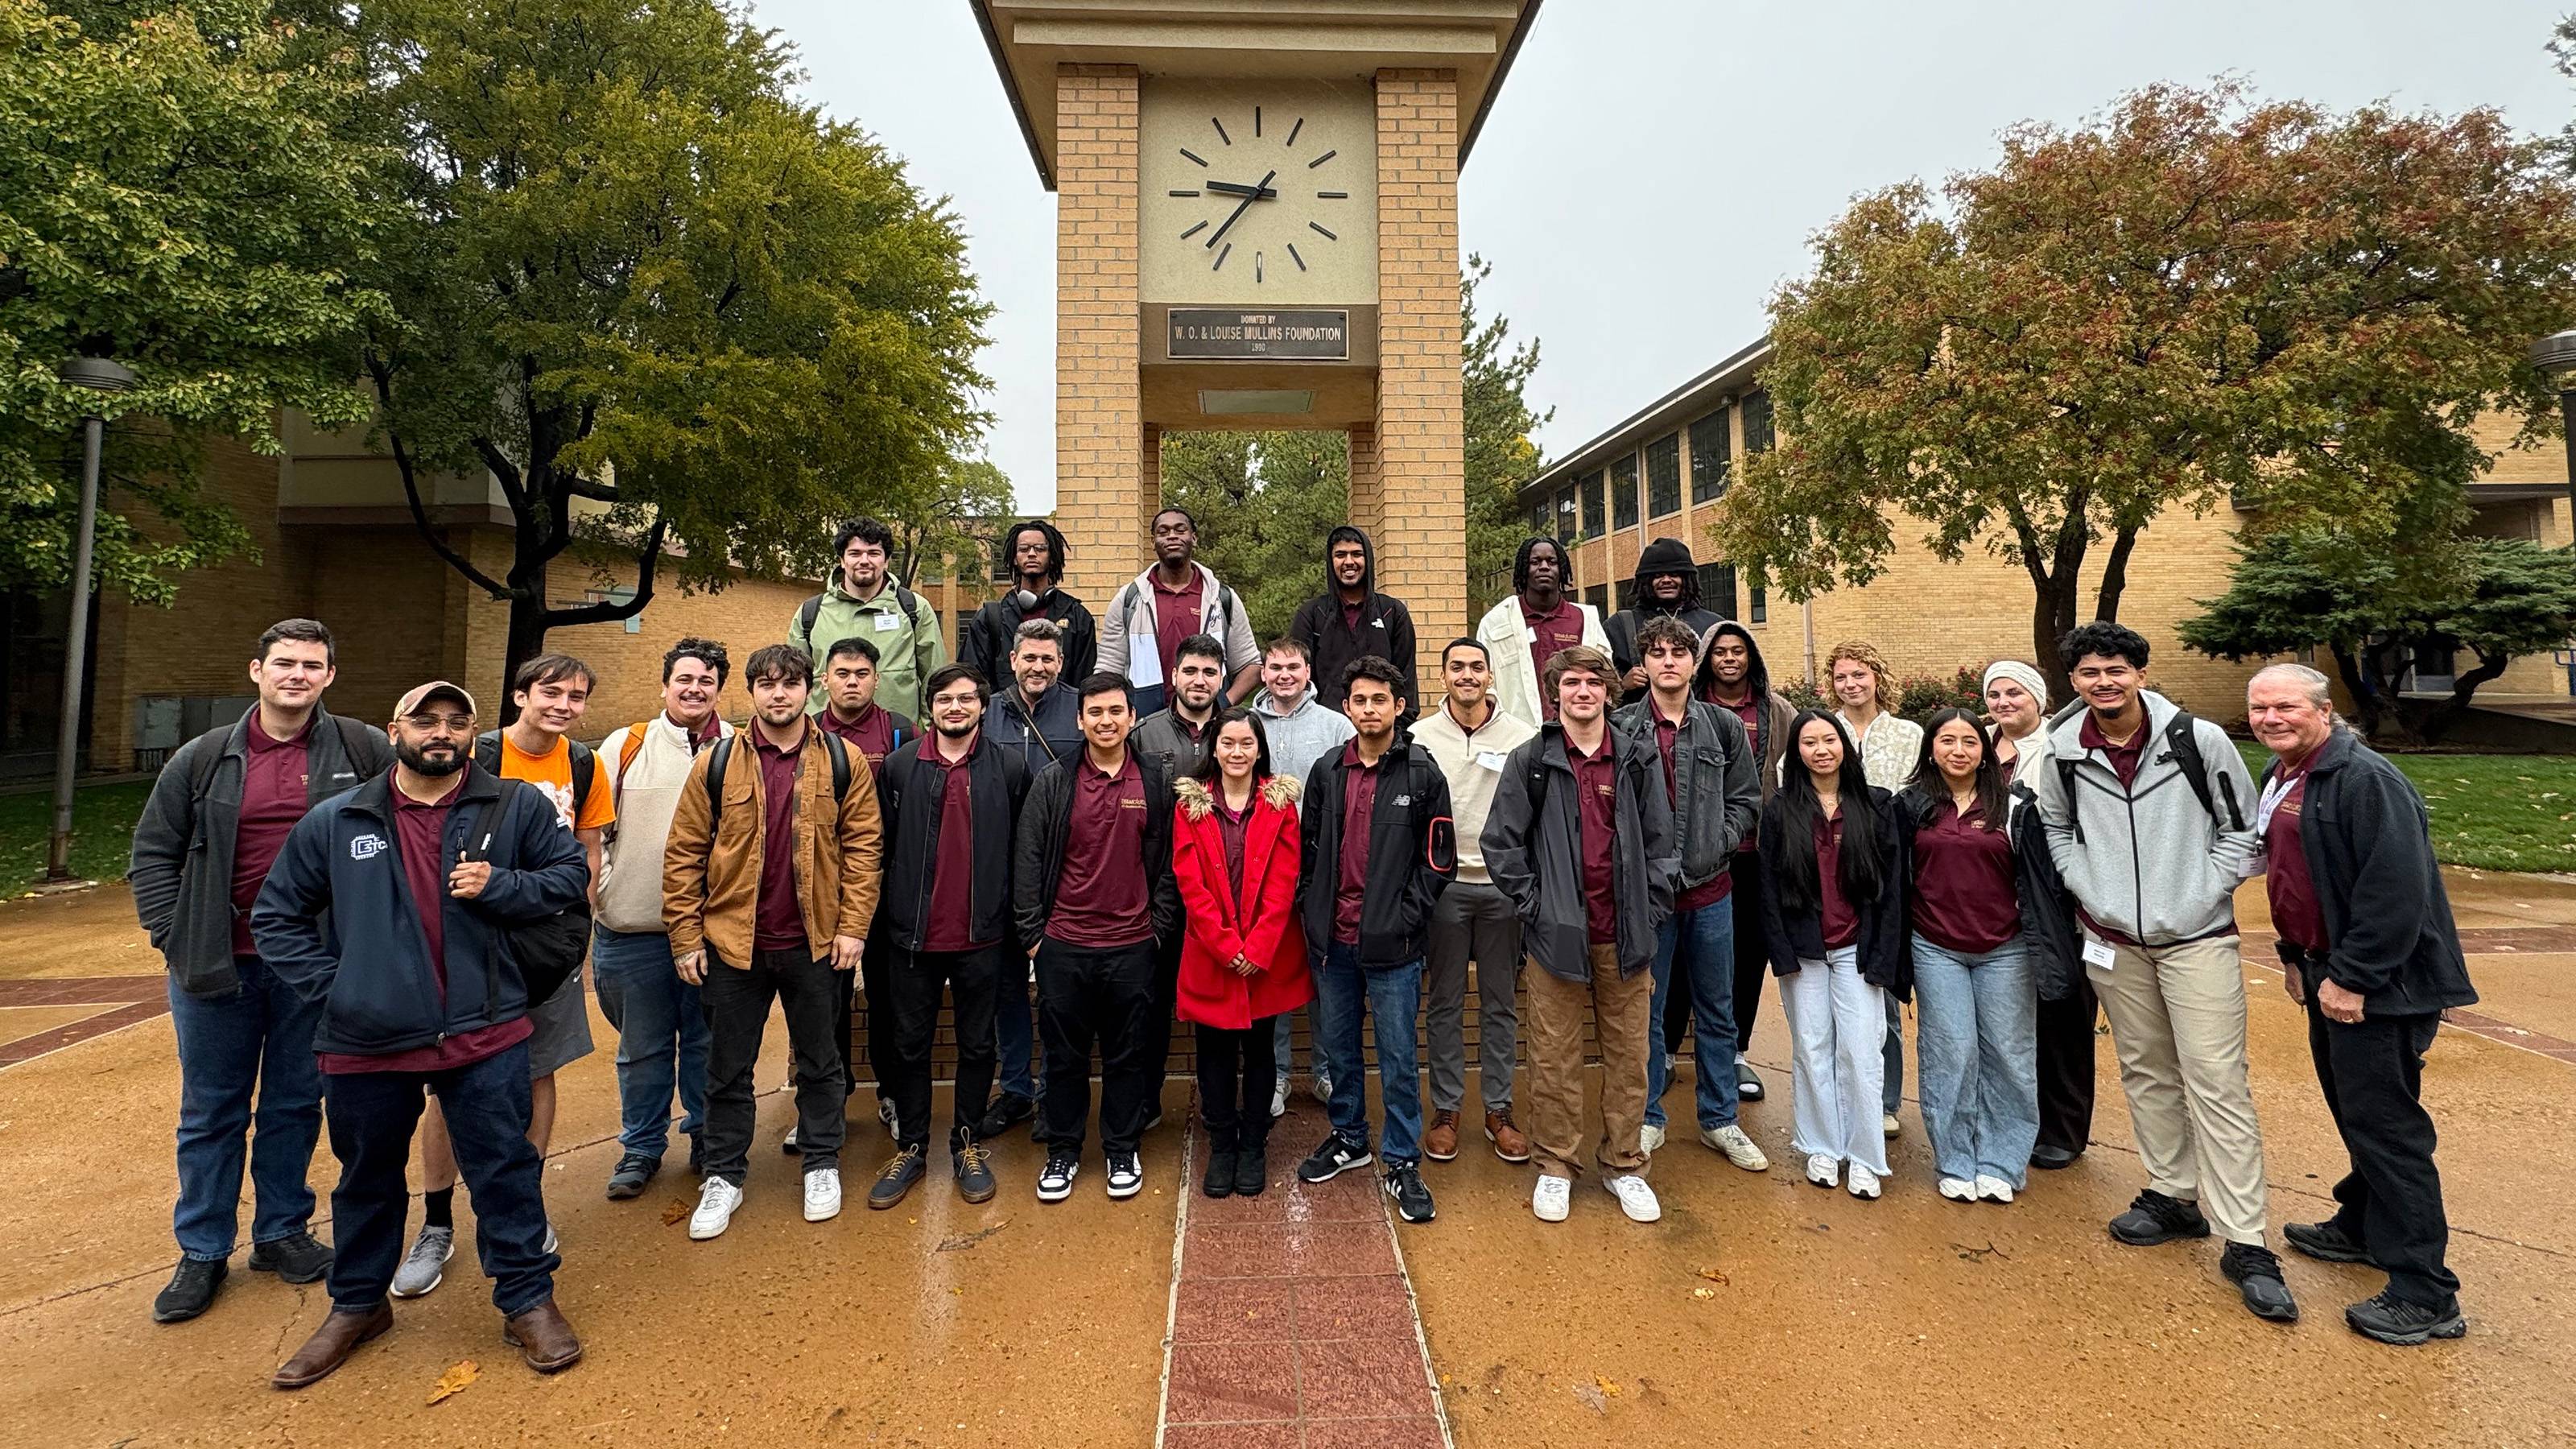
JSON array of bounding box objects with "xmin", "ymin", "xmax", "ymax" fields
[
  {"xmin": 1308, "ymin": 221, "xmax": 1337, "ymax": 241},
  {"xmin": 1256, "ymin": 252, "xmax": 1264, "ymax": 284},
  {"xmin": 1169, "ymin": 190, "xmax": 1200, "ymax": 198},
  {"xmin": 1179, "ymin": 148, "xmax": 1208, "ymax": 167},
  {"xmin": 1254, "ymin": 106, "xmax": 1261, "ymax": 138},
  {"xmin": 1212, "ymin": 242, "xmax": 1231, "ymax": 271},
  {"xmin": 1288, "ymin": 243, "xmax": 1307, "ymax": 272},
  {"xmin": 1286, "ymin": 117, "xmax": 1304, "ymax": 147},
  {"xmin": 1179, "ymin": 221, "xmax": 1208, "ymax": 241},
  {"xmin": 1307, "ymin": 149, "xmax": 1336, "ymax": 169},
  {"xmin": 1318, "ymin": 191, "xmax": 1348, "ymax": 199},
  {"xmin": 1211, "ymin": 117, "xmax": 1230, "ymax": 146}
]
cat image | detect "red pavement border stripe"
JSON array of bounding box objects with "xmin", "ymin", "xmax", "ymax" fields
[{"xmin": 0, "ymin": 1000, "xmax": 171, "ymax": 1068}]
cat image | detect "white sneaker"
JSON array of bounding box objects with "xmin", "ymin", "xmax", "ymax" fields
[
  {"xmin": 1311, "ymin": 1069, "xmax": 1333, "ymax": 1104},
  {"xmin": 1975, "ymin": 1174, "xmax": 2016, "ymax": 1204},
  {"xmin": 1805, "ymin": 1154, "xmax": 1839, "ymax": 1189},
  {"xmin": 1640, "ymin": 1123, "xmax": 1666, "ymax": 1154},
  {"xmin": 1939, "ymin": 1177, "xmax": 1977, "ymax": 1202},
  {"xmin": 1532, "ymin": 1174, "xmax": 1572, "ymax": 1223},
  {"xmin": 1602, "ymin": 1173, "xmax": 1662, "ymax": 1224},
  {"xmin": 803, "ymin": 1167, "xmax": 843, "ymax": 1223},
  {"xmin": 1882, "ymin": 1113, "xmax": 1901, "ymax": 1139},
  {"xmin": 1270, "ymin": 1081, "xmax": 1289, "ymax": 1118},
  {"xmin": 1847, "ymin": 1165, "xmax": 1882, "ymax": 1200},
  {"xmin": 689, "ymin": 1177, "xmax": 745, "ymax": 1241},
  {"xmin": 1700, "ymin": 1125, "xmax": 1769, "ymax": 1172},
  {"xmin": 390, "ymin": 1224, "xmax": 453, "ymax": 1297}
]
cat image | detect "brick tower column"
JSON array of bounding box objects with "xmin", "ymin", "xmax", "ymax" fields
[
  {"xmin": 1346, "ymin": 421, "xmax": 1383, "ymax": 540},
  {"xmin": 1371, "ymin": 69, "xmax": 1468, "ymax": 650},
  {"xmin": 1053, "ymin": 63, "xmax": 1145, "ymax": 613}
]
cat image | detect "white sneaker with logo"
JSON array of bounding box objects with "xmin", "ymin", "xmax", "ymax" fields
[
  {"xmin": 1806, "ymin": 1154, "xmax": 1840, "ymax": 1189},
  {"xmin": 689, "ymin": 1177, "xmax": 745, "ymax": 1241},
  {"xmin": 1847, "ymin": 1165, "xmax": 1882, "ymax": 1200},
  {"xmin": 1532, "ymin": 1174, "xmax": 1572, "ymax": 1223},
  {"xmin": 804, "ymin": 1167, "xmax": 843, "ymax": 1223},
  {"xmin": 1602, "ymin": 1173, "xmax": 1662, "ymax": 1224},
  {"xmin": 1699, "ymin": 1125, "xmax": 1769, "ymax": 1172}
]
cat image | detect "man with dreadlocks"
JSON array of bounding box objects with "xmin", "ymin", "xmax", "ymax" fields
[
  {"xmin": 1604, "ymin": 538, "xmax": 1725, "ymax": 694},
  {"xmin": 1473, "ymin": 537, "xmax": 1611, "ymax": 730},
  {"xmin": 963, "ymin": 519, "xmax": 1097, "ymax": 690}
]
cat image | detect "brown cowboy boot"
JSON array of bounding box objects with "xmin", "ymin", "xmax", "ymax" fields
[
  {"xmin": 502, "ymin": 1298, "xmax": 584, "ymax": 1373},
  {"xmin": 271, "ymin": 1303, "xmax": 394, "ymax": 1389}
]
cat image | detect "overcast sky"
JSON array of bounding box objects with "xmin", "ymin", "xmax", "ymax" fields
[{"xmin": 755, "ymin": 1, "xmax": 2572, "ymax": 514}]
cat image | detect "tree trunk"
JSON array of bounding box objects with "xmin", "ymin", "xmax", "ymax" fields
[
  {"xmin": 2094, "ymin": 523, "xmax": 2140, "ymax": 625},
  {"xmin": 493, "ymin": 512, "xmax": 670, "ymax": 724},
  {"xmin": 2325, "ymin": 642, "xmax": 2386, "ymax": 739},
  {"xmin": 2031, "ymin": 567, "xmax": 2085, "ymax": 706},
  {"xmin": 2400, "ymin": 649, "xmax": 2512, "ymax": 746}
]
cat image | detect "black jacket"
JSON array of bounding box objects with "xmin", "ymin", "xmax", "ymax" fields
[
  {"xmin": 1605, "ymin": 536, "xmax": 1723, "ymax": 677},
  {"xmin": 1482, "ymin": 724, "xmax": 1679, "ymax": 983},
  {"xmin": 250, "ymin": 766, "xmax": 588, "ymax": 1056},
  {"xmin": 873, "ymin": 734, "xmax": 1032, "ymax": 953},
  {"xmin": 961, "ymin": 589, "xmax": 1097, "ymax": 694},
  {"xmin": 1756, "ymin": 786, "xmax": 1911, "ymax": 997},
  {"xmin": 1610, "ymin": 696, "xmax": 1757, "ymax": 892},
  {"xmin": 1297, "ymin": 736, "xmax": 1454, "ymax": 968},
  {"xmin": 1288, "ymin": 526, "xmax": 1417, "ymax": 715},
  {"xmin": 130, "ymin": 706, "xmax": 396, "ymax": 998},
  {"xmin": 987, "ymin": 682, "xmax": 1082, "ymax": 774},
  {"xmin": 2260, "ymin": 730, "xmax": 2477, "ymax": 1017},
  {"xmin": 1011, "ymin": 749, "xmax": 1182, "ymax": 954},
  {"xmin": 1894, "ymin": 785, "xmax": 2082, "ymax": 997}
]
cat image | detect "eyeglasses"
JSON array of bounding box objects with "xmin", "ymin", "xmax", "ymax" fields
[{"xmin": 402, "ymin": 712, "xmax": 476, "ymax": 731}]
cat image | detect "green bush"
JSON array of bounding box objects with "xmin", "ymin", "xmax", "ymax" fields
[
  {"xmin": 1897, "ymin": 667, "xmax": 1984, "ymax": 722},
  {"xmin": 1777, "ymin": 676, "xmax": 1829, "ymax": 712}
]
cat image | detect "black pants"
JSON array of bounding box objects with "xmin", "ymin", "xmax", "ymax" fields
[
  {"xmin": 1195, "ymin": 1018, "xmax": 1278, "ymax": 1150},
  {"xmin": 703, "ymin": 947, "xmax": 847, "ymax": 1183},
  {"xmin": 1035, "ymin": 936, "xmax": 1158, "ymax": 1155},
  {"xmin": 845, "ymin": 947, "xmax": 891, "ymax": 1101},
  {"xmin": 325, "ymin": 1040, "xmax": 555, "ymax": 1315},
  {"xmin": 2034, "ymin": 976, "xmax": 2100, "ymax": 1154},
  {"xmin": 884, "ymin": 943, "xmax": 1003, "ymax": 1150},
  {"xmin": 2306, "ymin": 990, "xmax": 2458, "ymax": 1307},
  {"xmin": 1731, "ymin": 853, "xmax": 1769, "ymax": 1051},
  {"xmin": 1148, "ymin": 935, "xmax": 1183, "ymax": 1088}
]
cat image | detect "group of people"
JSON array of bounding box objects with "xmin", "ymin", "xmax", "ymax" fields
[{"xmin": 129, "ymin": 518, "xmax": 2478, "ymax": 1392}]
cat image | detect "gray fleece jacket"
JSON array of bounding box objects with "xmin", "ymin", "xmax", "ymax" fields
[
  {"xmin": 2025, "ymin": 691, "xmax": 2258, "ymax": 947},
  {"xmin": 1252, "ymin": 684, "xmax": 1356, "ymax": 789}
]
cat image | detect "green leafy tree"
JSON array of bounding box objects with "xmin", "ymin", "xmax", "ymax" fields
[
  {"xmin": 2182, "ymin": 530, "xmax": 2576, "ymax": 743},
  {"xmin": 1714, "ymin": 81, "xmax": 2576, "ymax": 690},
  {"xmin": 0, "ymin": 0, "xmax": 389, "ymax": 604},
  {"xmin": 353, "ymin": 0, "xmax": 990, "ymax": 700},
  {"xmin": 892, "ymin": 456, "xmax": 1014, "ymax": 589}
]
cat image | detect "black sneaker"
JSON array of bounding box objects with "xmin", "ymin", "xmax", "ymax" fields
[
  {"xmin": 1298, "ymin": 1136, "xmax": 1373, "ymax": 1184},
  {"xmin": 687, "ymin": 1131, "xmax": 706, "ymax": 1179},
  {"xmin": 1105, "ymin": 1150, "xmax": 1144, "ymax": 1199},
  {"xmin": 2344, "ymin": 1288, "xmax": 2466, "ymax": 1346},
  {"xmin": 978, "ymin": 1092, "xmax": 1036, "ymax": 1139},
  {"xmin": 246, "ymin": 1231, "xmax": 332, "ymax": 1284},
  {"xmin": 2220, "ymin": 1241, "xmax": 2299, "ymax": 1323},
  {"xmin": 1234, "ymin": 1139, "xmax": 1269, "ymax": 1197},
  {"xmin": 952, "ymin": 1133, "xmax": 997, "ymax": 1205},
  {"xmin": 2029, "ymin": 1143, "xmax": 2083, "ymax": 1170},
  {"xmin": 152, "ymin": 1257, "xmax": 227, "ymax": 1323},
  {"xmin": 1202, "ymin": 1142, "xmax": 1236, "ymax": 1199},
  {"xmin": 2285, "ymin": 1219, "xmax": 2373, "ymax": 1265},
  {"xmin": 605, "ymin": 1153, "xmax": 661, "ymax": 1200},
  {"xmin": 868, "ymin": 1145, "xmax": 927, "ymax": 1211},
  {"xmin": 1383, "ymin": 1162, "xmax": 1435, "ymax": 1224},
  {"xmin": 1036, "ymin": 1150, "xmax": 1080, "ymax": 1203},
  {"xmin": 2107, "ymin": 1189, "xmax": 2210, "ymax": 1246}
]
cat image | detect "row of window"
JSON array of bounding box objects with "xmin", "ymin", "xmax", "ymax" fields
[{"xmin": 1527, "ymin": 387, "xmax": 1773, "ymax": 542}]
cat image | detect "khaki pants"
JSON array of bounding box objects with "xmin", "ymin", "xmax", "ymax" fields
[
  {"xmin": 2088, "ymin": 932, "xmax": 2268, "ymax": 1245},
  {"xmin": 1522, "ymin": 944, "xmax": 1654, "ymax": 1180}
]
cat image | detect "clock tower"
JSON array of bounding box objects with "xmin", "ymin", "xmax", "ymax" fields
[{"xmin": 972, "ymin": 2, "xmax": 1540, "ymax": 650}]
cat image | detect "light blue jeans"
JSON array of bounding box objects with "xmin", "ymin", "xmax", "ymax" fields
[
  {"xmin": 1645, "ymin": 898, "xmax": 1740, "ymax": 1130},
  {"xmin": 1909, "ymin": 933, "xmax": 2040, "ymax": 1187},
  {"xmin": 592, "ymin": 925, "xmax": 708, "ymax": 1160}
]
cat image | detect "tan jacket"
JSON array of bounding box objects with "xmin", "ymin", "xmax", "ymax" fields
[{"xmin": 662, "ymin": 723, "xmax": 883, "ymax": 966}]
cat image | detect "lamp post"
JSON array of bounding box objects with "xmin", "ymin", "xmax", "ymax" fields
[
  {"xmin": 44, "ymin": 357, "xmax": 137, "ymax": 884},
  {"xmin": 2529, "ymin": 330, "xmax": 2576, "ymax": 524}
]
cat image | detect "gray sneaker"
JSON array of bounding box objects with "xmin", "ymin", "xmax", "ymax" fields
[{"xmin": 390, "ymin": 1225, "xmax": 453, "ymax": 1298}]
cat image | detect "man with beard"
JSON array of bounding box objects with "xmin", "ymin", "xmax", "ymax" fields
[
  {"xmin": 806, "ymin": 634, "xmax": 914, "ymax": 1149},
  {"xmin": 1695, "ymin": 622, "xmax": 1797, "ymax": 1104},
  {"xmin": 1098, "ymin": 507, "xmax": 1261, "ymax": 716},
  {"xmin": 1131, "ymin": 634, "xmax": 1228, "ymax": 781},
  {"xmin": 981, "ymin": 620, "xmax": 1080, "ymax": 1136},
  {"xmin": 1473, "ymin": 537, "xmax": 1610, "ymax": 729},
  {"xmin": 964, "ymin": 519, "xmax": 1096, "ymax": 688},
  {"xmin": 252, "ymin": 681, "xmax": 590, "ymax": 1386},
  {"xmin": 1290, "ymin": 526, "xmax": 1417, "ymax": 716},
  {"xmin": 790, "ymin": 516, "xmax": 946, "ymax": 723},
  {"xmin": 1604, "ymin": 539, "xmax": 1724, "ymax": 694}
]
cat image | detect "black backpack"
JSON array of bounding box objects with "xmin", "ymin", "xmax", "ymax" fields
[
  {"xmin": 187, "ymin": 714, "xmax": 388, "ymax": 803},
  {"xmin": 460, "ymin": 780, "xmax": 592, "ymax": 1008},
  {"xmin": 799, "ymin": 584, "xmax": 930, "ymax": 655},
  {"xmin": 471, "ymin": 731, "xmax": 597, "ymax": 818},
  {"xmin": 2053, "ymin": 708, "xmax": 2244, "ymax": 844},
  {"xmin": 701, "ymin": 729, "xmax": 853, "ymax": 831}
]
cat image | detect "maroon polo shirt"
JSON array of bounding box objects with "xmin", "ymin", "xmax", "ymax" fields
[
  {"xmin": 1567, "ymin": 733, "xmax": 1620, "ymax": 946},
  {"xmin": 1334, "ymin": 740, "xmax": 1386, "ymax": 945},
  {"xmin": 1815, "ymin": 814, "xmax": 1860, "ymax": 950},
  {"xmin": 1650, "ymin": 696, "xmax": 1733, "ymax": 910},
  {"xmin": 1340, "ymin": 597, "xmax": 1364, "ymax": 634},
  {"xmin": 1520, "ymin": 598, "xmax": 1587, "ymax": 721},
  {"xmin": 752, "ymin": 732, "xmax": 807, "ymax": 953},
  {"xmin": 1216, "ymin": 794, "xmax": 1253, "ymax": 897},
  {"xmin": 1912, "ymin": 800, "xmax": 2020, "ymax": 955},
  {"xmin": 2264, "ymin": 763, "xmax": 2328, "ymax": 954},
  {"xmin": 819, "ymin": 701, "xmax": 907, "ymax": 782},
  {"xmin": 920, "ymin": 733, "xmax": 994, "ymax": 952},
  {"xmin": 1051, "ymin": 753, "xmax": 1154, "ymax": 948},
  {"xmin": 1707, "ymin": 691, "xmax": 1764, "ymax": 852},
  {"xmin": 1150, "ymin": 569, "xmax": 1204, "ymax": 688},
  {"xmin": 230, "ymin": 715, "xmax": 314, "ymax": 955},
  {"xmin": 2079, "ymin": 712, "xmax": 2149, "ymax": 788}
]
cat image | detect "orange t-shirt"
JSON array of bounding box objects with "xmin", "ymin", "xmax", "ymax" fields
[{"xmin": 497, "ymin": 731, "xmax": 617, "ymax": 832}]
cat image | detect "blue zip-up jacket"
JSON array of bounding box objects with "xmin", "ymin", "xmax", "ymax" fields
[{"xmin": 250, "ymin": 765, "xmax": 588, "ymax": 1058}]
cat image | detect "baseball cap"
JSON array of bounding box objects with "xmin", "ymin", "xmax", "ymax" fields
[{"xmin": 394, "ymin": 680, "xmax": 478, "ymax": 720}]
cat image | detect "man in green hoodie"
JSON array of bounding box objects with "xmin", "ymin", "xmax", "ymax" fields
[{"xmin": 788, "ymin": 517, "xmax": 947, "ymax": 723}]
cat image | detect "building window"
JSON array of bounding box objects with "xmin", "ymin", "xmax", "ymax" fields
[
  {"xmin": 1645, "ymin": 433, "xmax": 1681, "ymax": 518},
  {"xmin": 1614, "ymin": 579, "xmax": 1636, "ymax": 613},
  {"xmin": 989, "ymin": 537, "xmax": 1012, "ymax": 583},
  {"xmin": 1697, "ymin": 562, "xmax": 1737, "ymax": 618},
  {"xmin": 1612, "ymin": 452, "xmax": 1639, "ymax": 530},
  {"xmin": 1748, "ymin": 579, "xmax": 1767, "ymax": 624},
  {"xmin": 1690, "ymin": 408, "xmax": 1731, "ymax": 503},
  {"xmin": 1556, "ymin": 485, "xmax": 1577, "ymax": 542},
  {"xmin": 1583, "ymin": 582, "xmax": 1609, "ymax": 614},
  {"xmin": 1579, "ymin": 469, "xmax": 1605, "ymax": 539},
  {"xmin": 1741, "ymin": 387, "xmax": 1774, "ymax": 454},
  {"xmin": 1530, "ymin": 495, "xmax": 1550, "ymax": 533}
]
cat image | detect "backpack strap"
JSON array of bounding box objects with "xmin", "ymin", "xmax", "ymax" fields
[
  {"xmin": 823, "ymin": 731, "xmax": 852, "ymax": 803},
  {"xmin": 473, "ymin": 729, "xmax": 503, "ymax": 776},
  {"xmin": 568, "ymin": 737, "xmax": 597, "ymax": 818},
  {"xmin": 330, "ymin": 716, "xmax": 385, "ymax": 778},
  {"xmin": 611, "ymin": 721, "xmax": 650, "ymax": 810},
  {"xmin": 799, "ymin": 592, "xmax": 826, "ymax": 642},
  {"xmin": 2054, "ymin": 754, "xmax": 2085, "ymax": 845},
  {"xmin": 2160, "ymin": 710, "xmax": 2241, "ymax": 832},
  {"xmin": 704, "ymin": 733, "xmax": 733, "ymax": 832}
]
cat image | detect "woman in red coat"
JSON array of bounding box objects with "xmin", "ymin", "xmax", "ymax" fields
[{"xmin": 1173, "ymin": 708, "xmax": 1311, "ymax": 1199}]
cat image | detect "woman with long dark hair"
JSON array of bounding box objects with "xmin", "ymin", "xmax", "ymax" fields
[
  {"xmin": 1901, "ymin": 708, "xmax": 2041, "ymax": 1205},
  {"xmin": 1757, "ymin": 711, "xmax": 1909, "ymax": 1199},
  {"xmin": 1171, "ymin": 709, "xmax": 1311, "ymax": 1199}
]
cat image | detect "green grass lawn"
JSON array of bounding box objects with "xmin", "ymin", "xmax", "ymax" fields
[
  {"xmin": 0, "ymin": 780, "xmax": 153, "ymax": 891},
  {"xmin": 2235, "ymin": 741, "xmax": 2576, "ymax": 873}
]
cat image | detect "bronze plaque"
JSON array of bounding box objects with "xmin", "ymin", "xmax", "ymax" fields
[{"xmin": 1166, "ymin": 308, "xmax": 1352, "ymax": 361}]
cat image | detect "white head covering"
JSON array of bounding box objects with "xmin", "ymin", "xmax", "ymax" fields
[{"xmin": 1981, "ymin": 659, "xmax": 2050, "ymax": 713}]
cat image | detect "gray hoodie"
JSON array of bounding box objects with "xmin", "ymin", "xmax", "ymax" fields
[
  {"xmin": 2025, "ymin": 691, "xmax": 2257, "ymax": 947},
  {"xmin": 1253, "ymin": 684, "xmax": 1356, "ymax": 788}
]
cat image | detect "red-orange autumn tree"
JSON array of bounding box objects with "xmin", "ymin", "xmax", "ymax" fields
[{"xmin": 1715, "ymin": 81, "xmax": 2576, "ymax": 682}]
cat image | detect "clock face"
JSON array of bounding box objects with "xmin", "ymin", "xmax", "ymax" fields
[{"xmin": 1139, "ymin": 82, "xmax": 1376, "ymax": 305}]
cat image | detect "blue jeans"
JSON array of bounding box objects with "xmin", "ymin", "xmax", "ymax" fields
[
  {"xmin": 997, "ymin": 957, "xmax": 1040, "ymax": 1100},
  {"xmin": 1910, "ymin": 934, "xmax": 2040, "ymax": 1186},
  {"xmin": 1310, "ymin": 942, "xmax": 1423, "ymax": 1166},
  {"xmin": 591, "ymin": 925, "xmax": 708, "ymax": 1159},
  {"xmin": 169, "ymin": 955, "xmax": 324, "ymax": 1261},
  {"xmin": 1645, "ymin": 898, "xmax": 1741, "ymax": 1131}
]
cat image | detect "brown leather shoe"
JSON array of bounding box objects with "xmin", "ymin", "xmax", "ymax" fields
[
  {"xmin": 1422, "ymin": 1109, "xmax": 1460, "ymax": 1162},
  {"xmin": 502, "ymin": 1299, "xmax": 584, "ymax": 1373},
  {"xmin": 1485, "ymin": 1111, "xmax": 1531, "ymax": 1164},
  {"xmin": 271, "ymin": 1303, "xmax": 393, "ymax": 1389}
]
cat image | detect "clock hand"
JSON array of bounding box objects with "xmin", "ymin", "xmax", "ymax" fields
[
  {"xmin": 1203, "ymin": 169, "xmax": 1278, "ymax": 250},
  {"xmin": 1206, "ymin": 180, "xmax": 1280, "ymax": 200}
]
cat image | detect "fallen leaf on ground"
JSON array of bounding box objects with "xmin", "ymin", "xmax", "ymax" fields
[
  {"xmin": 1572, "ymin": 1383, "xmax": 1608, "ymax": 1415},
  {"xmin": 1690, "ymin": 1286, "xmax": 1715, "ymax": 1300},
  {"xmin": 1693, "ymin": 1266, "xmax": 1729, "ymax": 1285},
  {"xmin": 1596, "ymin": 1376, "xmax": 1621, "ymax": 1397},
  {"xmin": 661, "ymin": 1199, "xmax": 690, "ymax": 1226},
  {"xmin": 427, "ymin": 1360, "xmax": 479, "ymax": 1405}
]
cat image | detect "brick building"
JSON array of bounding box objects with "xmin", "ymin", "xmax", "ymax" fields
[{"xmin": 1520, "ymin": 338, "xmax": 2576, "ymax": 716}]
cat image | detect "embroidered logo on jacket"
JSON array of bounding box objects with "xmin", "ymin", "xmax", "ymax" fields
[{"xmin": 350, "ymin": 833, "xmax": 389, "ymax": 861}]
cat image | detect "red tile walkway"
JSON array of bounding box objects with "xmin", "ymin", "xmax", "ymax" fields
[
  {"xmin": 1158, "ymin": 1100, "xmax": 1452, "ymax": 1449},
  {"xmin": 0, "ymin": 976, "xmax": 169, "ymax": 1067}
]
